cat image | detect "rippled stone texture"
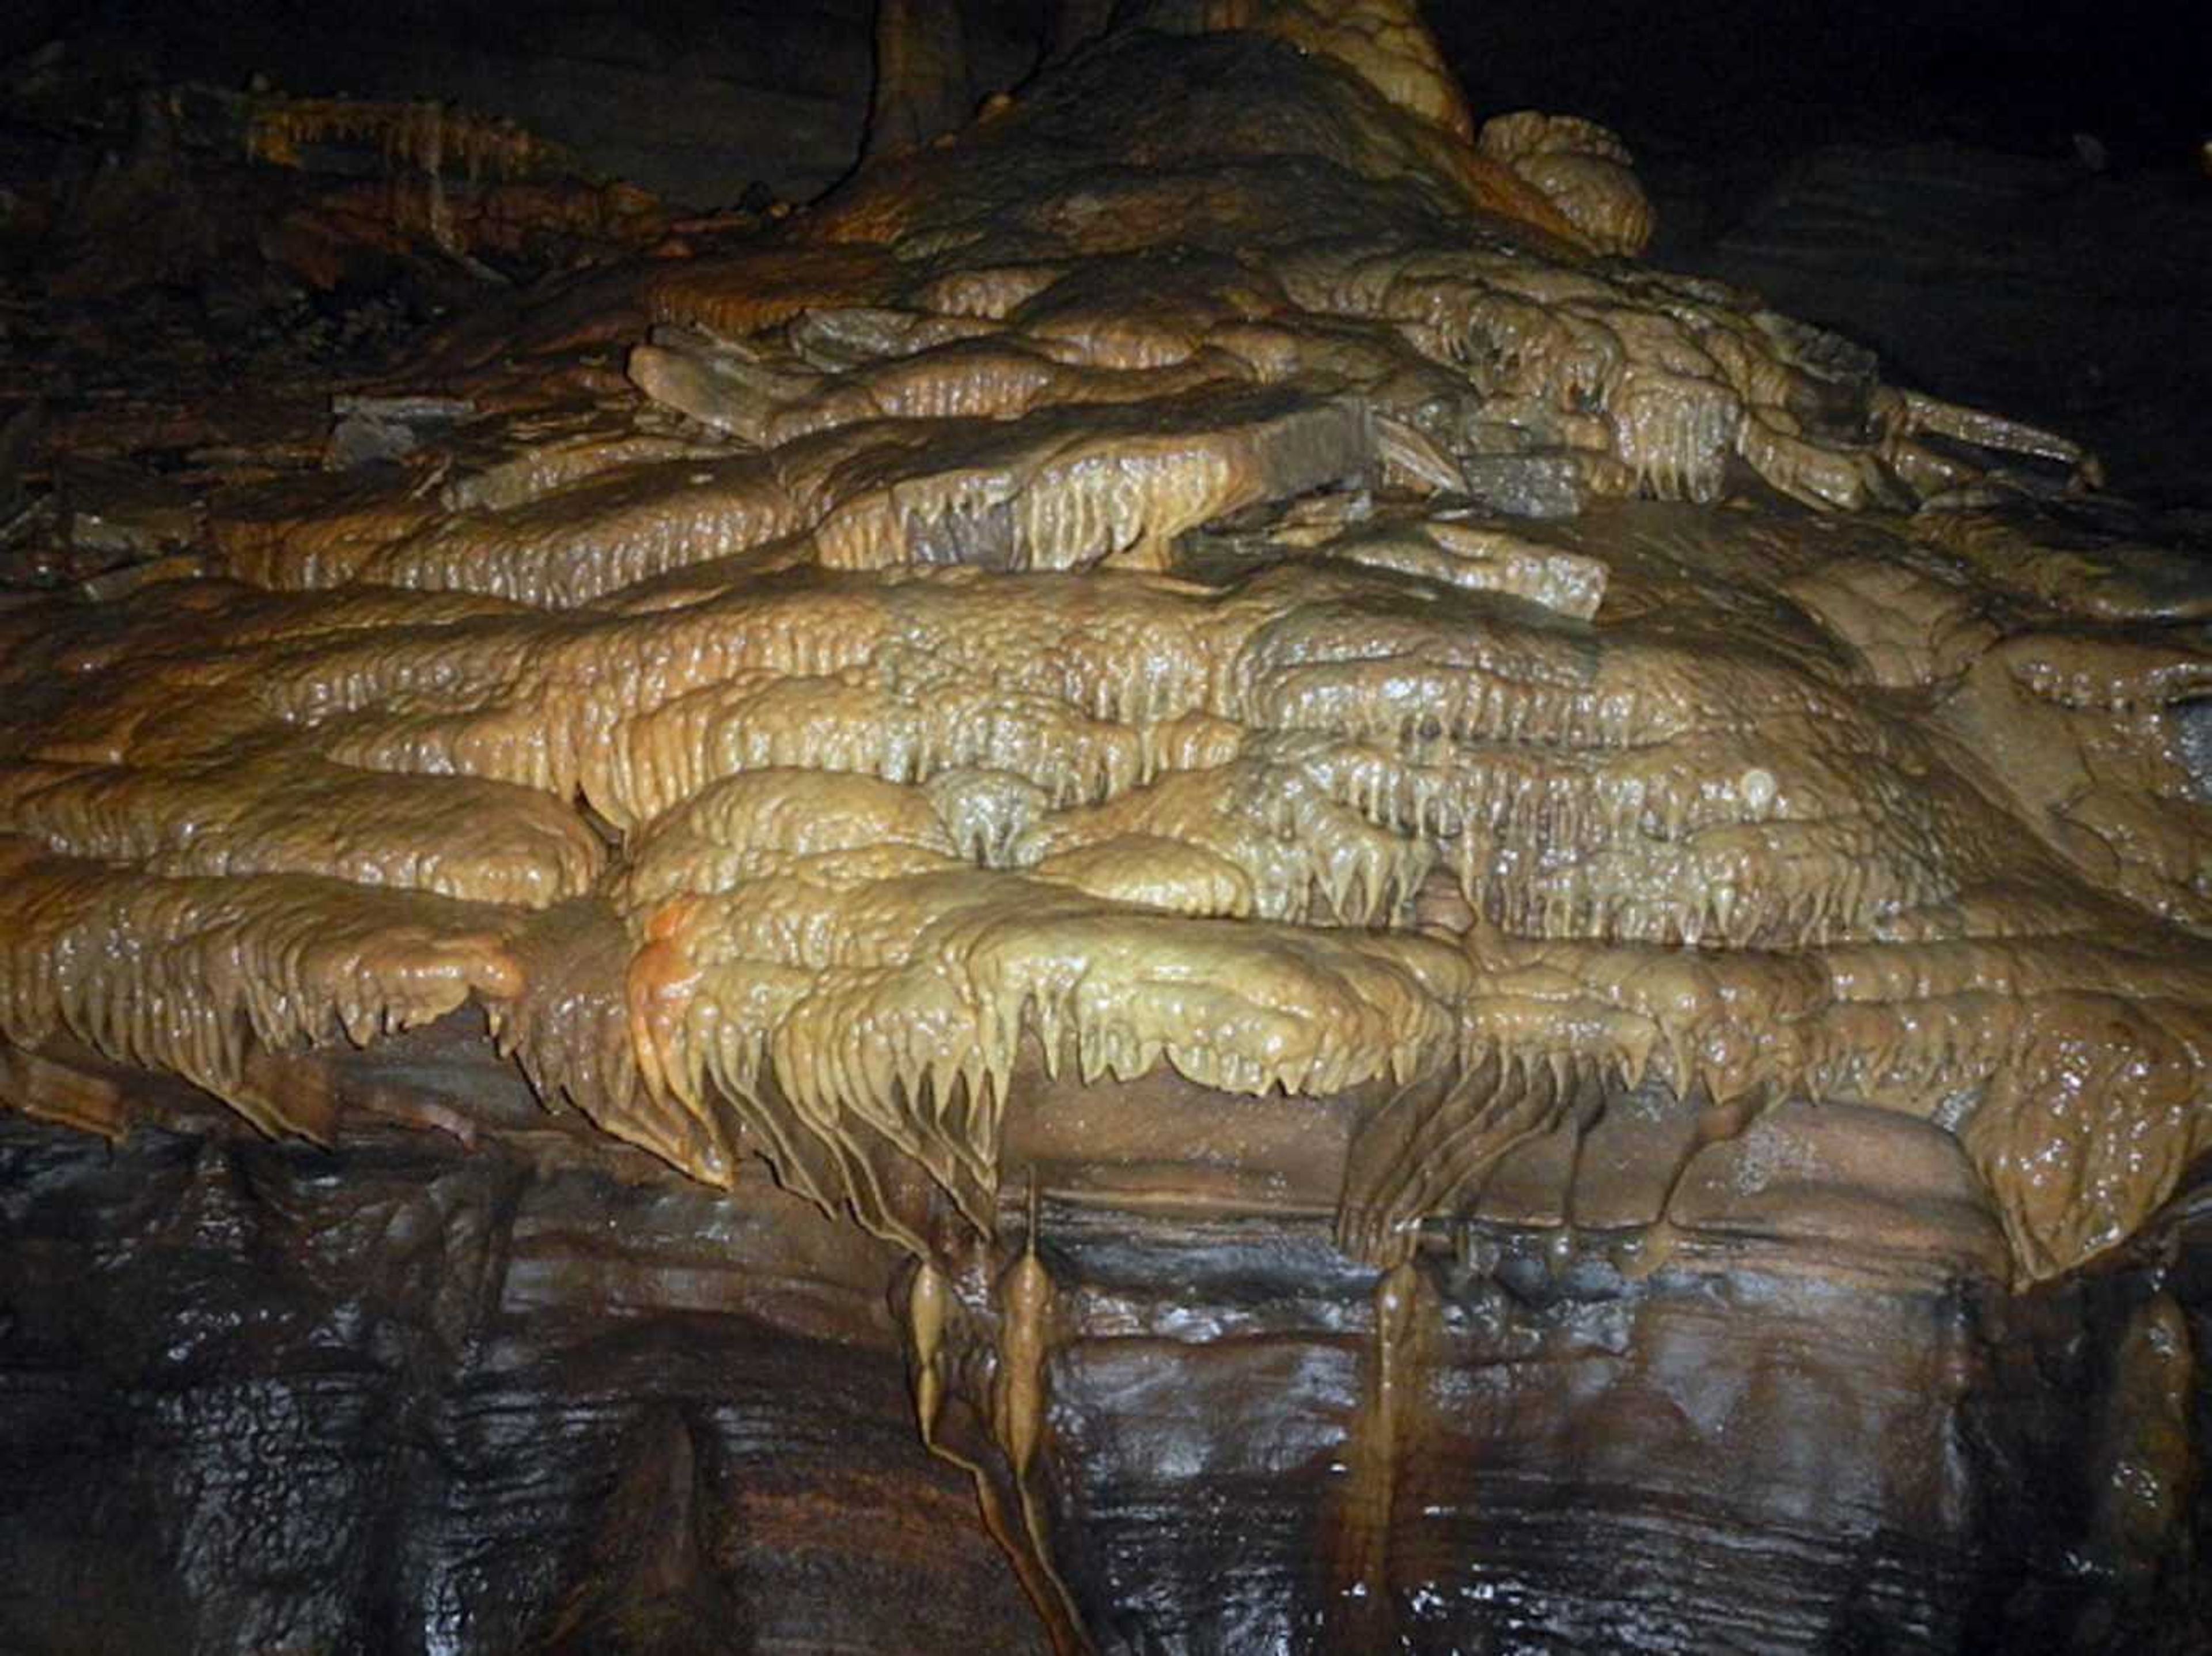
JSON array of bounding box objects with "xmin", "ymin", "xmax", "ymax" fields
[{"xmin": 1, "ymin": 1, "xmax": 2207, "ymax": 1650}]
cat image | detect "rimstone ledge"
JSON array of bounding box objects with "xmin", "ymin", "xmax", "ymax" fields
[{"xmin": 1, "ymin": 2, "xmax": 2208, "ymax": 1651}]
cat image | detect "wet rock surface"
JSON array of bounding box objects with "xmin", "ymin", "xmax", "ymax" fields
[
  {"xmin": 1032, "ymin": 1214, "xmax": 2098, "ymax": 1653},
  {"xmin": 1, "ymin": 1086, "xmax": 2206, "ymax": 1653},
  {"xmin": 0, "ymin": 1099, "xmax": 1046, "ymax": 1654}
]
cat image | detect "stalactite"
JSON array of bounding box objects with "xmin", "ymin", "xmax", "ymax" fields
[{"xmin": 1325, "ymin": 1258, "xmax": 1429, "ymax": 1648}]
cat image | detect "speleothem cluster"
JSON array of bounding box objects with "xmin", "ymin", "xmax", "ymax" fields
[{"xmin": 2, "ymin": 0, "xmax": 2209, "ymax": 1300}]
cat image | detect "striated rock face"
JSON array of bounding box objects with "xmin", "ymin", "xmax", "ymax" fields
[
  {"xmin": 2, "ymin": 1075, "xmax": 2205, "ymax": 1653},
  {"xmin": 1007, "ymin": 1205, "xmax": 2202, "ymax": 1653},
  {"xmin": 1, "ymin": 1, "xmax": 2208, "ymax": 1649},
  {"xmin": 0, "ymin": 1070, "xmax": 1048, "ymax": 1655}
]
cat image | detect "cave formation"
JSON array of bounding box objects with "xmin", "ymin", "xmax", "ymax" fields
[{"xmin": 1, "ymin": 1, "xmax": 2209, "ymax": 1651}]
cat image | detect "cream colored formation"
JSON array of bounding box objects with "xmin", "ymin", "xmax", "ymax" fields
[{"xmin": 1, "ymin": 0, "xmax": 2207, "ymax": 1284}]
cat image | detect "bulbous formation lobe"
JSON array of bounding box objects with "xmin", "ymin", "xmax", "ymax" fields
[{"xmin": 1478, "ymin": 110, "xmax": 1656, "ymax": 258}]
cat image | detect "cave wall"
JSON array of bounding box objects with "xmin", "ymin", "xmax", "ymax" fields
[
  {"xmin": 2, "ymin": 1095, "xmax": 2204, "ymax": 1654},
  {"xmin": 12, "ymin": 0, "xmax": 2204, "ymax": 202},
  {"xmin": 0, "ymin": 1103, "xmax": 1047, "ymax": 1654},
  {"xmin": 3, "ymin": 0, "xmax": 1052, "ymax": 207},
  {"xmin": 9, "ymin": 1, "xmax": 2204, "ymax": 491}
]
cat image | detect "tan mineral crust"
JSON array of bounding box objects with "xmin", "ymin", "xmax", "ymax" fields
[{"xmin": 1, "ymin": 1, "xmax": 2208, "ymax": 1647}]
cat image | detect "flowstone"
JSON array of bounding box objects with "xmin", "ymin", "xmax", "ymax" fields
[{"xmin": 2, "ymin": 3, "xmax": 2208, "ymax": 1651}]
